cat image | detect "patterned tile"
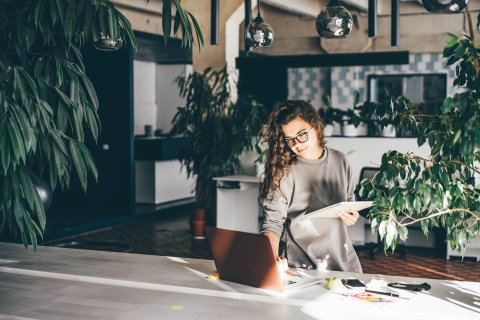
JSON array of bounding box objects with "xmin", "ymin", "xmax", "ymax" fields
[
  {"xmin": 287, "ymin": 67, "xmax": 329, "ymax": 108},
  {"xmin": 288, "ymin": 53, "xmax": 457, "ymax": 110}
]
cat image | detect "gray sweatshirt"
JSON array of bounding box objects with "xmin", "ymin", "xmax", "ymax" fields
[{"xmin": 260, "ymin": 147, "xmax": 363, "ymax": 273}]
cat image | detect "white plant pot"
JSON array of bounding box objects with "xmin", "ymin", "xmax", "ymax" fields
[
  {"xmin": 342, "ymin": 124, "xmax": 359, "ymax": 137},
  {"xmin": 381, "ymin": 125, "xmax": 396, "ymax": 137},
  {"xmin": 255, "ymin": 162, "xmax": 265, "ymax": 178},
  {"xmin": 323, "ymin": 124, "xmax": 334, "ymax": 137}
]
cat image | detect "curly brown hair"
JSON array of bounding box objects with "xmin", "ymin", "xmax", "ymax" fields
[{"xmin": 259, "ymin": 100, "xmax": 326, "ymax": 203}]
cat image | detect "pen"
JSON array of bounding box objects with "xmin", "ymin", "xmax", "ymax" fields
[{"xmin": 365, "ymin": 289, "xmax": 399, "ymax": 297}]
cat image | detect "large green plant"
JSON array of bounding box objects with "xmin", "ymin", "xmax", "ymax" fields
[
  {"xmin": 0, "ymin": 0, "xmax": 203, "ymax": 249},
  {"xmin": 171, "ymin": 67, "xmax": 267, "ymax": 212},
  {"xmin": 358, "ymin": 32, "xmax": 479, "ymax": 254}
]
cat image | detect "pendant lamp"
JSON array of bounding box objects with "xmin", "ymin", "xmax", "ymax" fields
[
  {"xmin": 244, "ymin": 0, "xmax": 274, "ymax": 48},
  {"xmin": 94, "ymin": 33, "xmax": 123, "ymax": 51},
  {"xmin": 93, "ymin": 1, "xmax": 123, "ymax": 51},
  {"xmin": 422, "ymin": 0, "xmax": 469, "ymax": 13},
  {"xmin": 316, "ymin": 0, "xmax": 353, "ymax": 39}
]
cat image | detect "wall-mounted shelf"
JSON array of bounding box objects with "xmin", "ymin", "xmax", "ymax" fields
[{"xmin": 236, "ymin": 51, "xmax": 410, "ymax": 69}]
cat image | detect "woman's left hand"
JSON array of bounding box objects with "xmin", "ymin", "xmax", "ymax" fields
[{"xmin": 337, "ymin": 209, "xmax": 359, "ymax": 226}]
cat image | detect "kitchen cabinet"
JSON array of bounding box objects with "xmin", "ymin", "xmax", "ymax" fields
[
  {"xmin": 232, "ymin": 137, "xmax": 447, "ymax": 250},
  {"xmin": 214, "ymin": 176, "xmax": 262, "ymax": 233}
]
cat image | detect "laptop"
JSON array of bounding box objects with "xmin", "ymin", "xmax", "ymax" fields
[{"xmin": 206, "ymin": 227, "xmax": 322, "ymax": 292}]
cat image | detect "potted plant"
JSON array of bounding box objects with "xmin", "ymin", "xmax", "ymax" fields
[
  {"xmin": 254, "ymin": 129, "xmax": 268, "ymax": 178},
  {"xmin": 0, "ymin": 0, "xmax": 203, "ymax": 249},
  {"xmin": 358, "ymin": 13, "xmax": 480, "ymax": 255},
  {"xmin": 319, "ymin": 95, "xmax": 344, "ymax": 136},
  {"xmin": 171, "ymin": 67, "xmax": 266, "ymax": 232},
  {"xmin": 319, "ymin": 92, "xmax": 366, "ymax": 136},
  {"xmin": 341, "ymin": 91, "xmax": 364, "ymax": 136}
]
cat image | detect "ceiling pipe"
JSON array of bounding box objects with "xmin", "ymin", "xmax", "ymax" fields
[
  {"xmin": 244, "ymin": 0, "xmax": 252, "ymax": 54},
  {"xmin": 368, "ymin": 0, "xmax": 377, "ymax": 38},
  {"xmin": 211, "ymin": 0, "xmax": 219, "ymax": 45},
  {"xmin": 391, "ymin": 0, "xmax": 399, "ymax": 46}
]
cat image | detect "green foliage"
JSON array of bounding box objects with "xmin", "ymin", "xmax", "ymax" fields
[
  {"xmin": 171, "ymin": 67, "xmax": 267, "ymax": 210},
  {"xmin": 320, "ymin": 91, "xmax": 364, "ymax": 126},
  {"xmin": 358, "ymin": 34, "xmax": 480, "ymax": 255},
  {"xmin": 159, "ymin": 0, "xmax": 204, "ymax": 50},
  {"xmin": 319, "ymin": 95, "xmax": 343, "ymax": 125},
  {"xmin": 0, "ymin": 0, "xmax": 203, "ymax": 250}
]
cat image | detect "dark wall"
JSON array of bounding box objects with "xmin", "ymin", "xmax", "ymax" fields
[
  {"xmin": 238, "ymin": 67, "xmax": 288, "ymax": 110},
  {"xmin": 44, "ymin": 32, "xmax": 191, "ymax": 237},
  {"xmin": 46, "ymin": 44, "xmax": 134, "ymax": 234}
]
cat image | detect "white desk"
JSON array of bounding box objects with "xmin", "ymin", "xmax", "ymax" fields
[{"xmin": 0, "ymin": 243, "xmax": 479, "ymax": 319}]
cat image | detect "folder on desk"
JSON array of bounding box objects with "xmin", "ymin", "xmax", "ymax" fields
[{"xmin": 304, "ymin": 201, "xmax": 373, "ymax": 219}]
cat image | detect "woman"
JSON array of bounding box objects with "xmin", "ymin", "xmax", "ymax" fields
[{"xmin": 259, "ymin": 100, "xmax": 362, "ymax": 273}]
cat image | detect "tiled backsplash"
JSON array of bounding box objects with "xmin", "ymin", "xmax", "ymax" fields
[
  {"xmin": 288, "ymin": 53, "xmax": 456, "ymax": 110},
  {"xmin": 288, "ymin": 67, "xmax": 330, "ymax": 108}
]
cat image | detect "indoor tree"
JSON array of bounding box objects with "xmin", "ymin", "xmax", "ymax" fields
[
  {"xmin": 171, "ymin": 67, "xmax": 268, "ymax": 223},
  {"xmin": 358, "ymin": 11, "xmax": 480, "ymax": 254},
  {"xmin": 0, "ymin": 0, "xmax": 203, "ymax": 249}
]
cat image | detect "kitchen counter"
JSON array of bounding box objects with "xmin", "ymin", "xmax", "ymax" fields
[
  {"xmin": 0, "ymin": 242, "xmax": 479, "ymax": 319},
  {"xmin": 134, "ymin": 136, "xmax": 191, "ymax": 161},
  {"xmin": 135, "ymin": 136, "xmax": 194, "ymax": 204}
]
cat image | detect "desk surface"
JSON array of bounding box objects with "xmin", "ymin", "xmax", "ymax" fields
[{"xmin": 0, "ymin": 243, "xmax": 479, "ymax": 320}]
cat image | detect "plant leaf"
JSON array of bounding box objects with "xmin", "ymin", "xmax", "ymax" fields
[
  {"xmin": 69, "ymin": 140, "xmax": 87, "ymax": 191},
  {"xmin": 79, "ymin": 142, "xmax": 98, "ymax": 181},
  {"xmin": 162, "ymin": 0, "xmax": 172, "ymax": 44}
]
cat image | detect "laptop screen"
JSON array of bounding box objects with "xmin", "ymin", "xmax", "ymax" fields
[{"xmin": 206, "ymin": 227, "xmax": 285, "ymax": 292}]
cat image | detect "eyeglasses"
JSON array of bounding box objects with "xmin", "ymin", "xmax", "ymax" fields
[{"xmin": 284, "ymin": 128, "xmax": 313, "ymax": 148}]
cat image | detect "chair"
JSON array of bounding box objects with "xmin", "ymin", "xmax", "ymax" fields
[{"xmin": 356, "ymin": 167, "xmax": 407, "ymax": 259}]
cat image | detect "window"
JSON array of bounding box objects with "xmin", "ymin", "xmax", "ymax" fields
[{"xmin": 368, "ymin": 73, "xmax": 447, "ymax": 114}]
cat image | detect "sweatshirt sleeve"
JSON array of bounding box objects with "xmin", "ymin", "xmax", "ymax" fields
[
  {"xmin": 260, "ymin": 185, "xmax": 288, "ymax": 239},
  {"xmin": 346, "ymin": 158, "xmax": 356, "ymax": 202}
]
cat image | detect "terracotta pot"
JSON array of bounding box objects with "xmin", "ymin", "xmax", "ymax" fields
[
  {"xmin": 191, "ymin": 220, "xmax": 206, "ymax": 239},
  {"xmin": 192, "ymin": 208, "xmax": 206, "ymax": 221}
]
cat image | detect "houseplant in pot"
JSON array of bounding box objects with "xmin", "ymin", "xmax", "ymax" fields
[
  {"xmin": 319, "ymin": 95, "xmax": 343, "ymax": 136},
  {"xmin": 0, "ymin": 0, "xmax": 203, "ymax": 249},
  {"xmin": 341, "ymin": 91, "xmax": 364, "ymax": 136},
  {"xmin": 319, "ymin": 92, "xmax": 364, "ymax": 136},
  {"xmin": 171, "ymin": 67, "xmax": 266, "ymax": 237},
  {"xmin": 357, "ymin": 24, "xmax": 480, "ymax": 254},
  {"xmin": 254, "ymin": 128, "xmax": 268, "ymax": 178}
]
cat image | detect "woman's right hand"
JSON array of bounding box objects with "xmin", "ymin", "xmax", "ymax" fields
[{"xmin": 276, "ymin": 256, "xmax": 289, "ymax": 277}]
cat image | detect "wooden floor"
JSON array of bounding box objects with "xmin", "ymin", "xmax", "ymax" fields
[{"xmin": 46, "ymin": 209, "xmax": 480, "ymax": 282}]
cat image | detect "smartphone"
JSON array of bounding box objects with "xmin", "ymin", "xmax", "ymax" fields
[{"xmin": 341, "ymin": 278, "xmax": 366, "ymax": 288}]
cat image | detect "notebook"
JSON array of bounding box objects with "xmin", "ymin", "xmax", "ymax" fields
[
  {"xmin": 304, "ymin": 201, "xmax": 373, "ymax": 219},
  {"xmin": 206, "ymin": 227, "xmax": 321, "ymax": 292}
]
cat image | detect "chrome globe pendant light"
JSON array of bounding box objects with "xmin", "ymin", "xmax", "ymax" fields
[
  {"xmin": 422, "ymin": 0, "xmax": 469, "ymax": 13},
  {"xmin": 93, "ymin": 0, "xmax": 123, "ymax": 51},
  {"xmin": 316, "ymin": 0, "xmax": 353, "ymax": 39},
  {"xmin": 244, "ymin": 0, "xmax": 274, "ymax": 48},
  {"xmin": 94, "ymin": 33, "xmax": 123, "ymax": 51}
]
